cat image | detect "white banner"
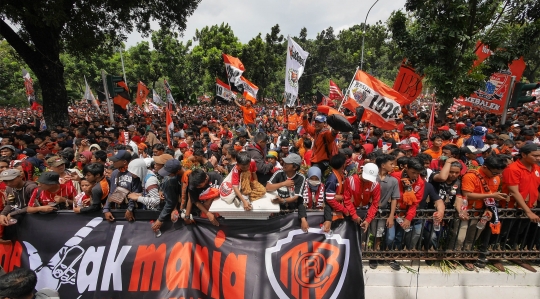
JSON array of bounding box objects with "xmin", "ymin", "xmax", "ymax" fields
[{"xmin": 284, "ymin": 36, "xmax": 309, "ymax": 107}]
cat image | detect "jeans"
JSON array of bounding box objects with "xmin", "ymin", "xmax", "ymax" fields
[{"xmin": 386, "ymin": 219, "xmax": 422, "ymax": 250}]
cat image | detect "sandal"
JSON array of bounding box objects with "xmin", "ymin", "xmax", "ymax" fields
[
  {"xmin": 388, "ymin": 260, "xmax": 401, "ymax": 271},
  {"xmin": 463, "ymin": 262, "xmax": 475, "ymax": 271},
  {"xmin": 369, "ymin": 260, "xmax": 378, "ymax": 269}
]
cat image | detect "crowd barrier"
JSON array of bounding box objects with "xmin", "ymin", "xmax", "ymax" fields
[{"xmin": 358, "ymin": 208, "xmax": 540, "ymax": 261}]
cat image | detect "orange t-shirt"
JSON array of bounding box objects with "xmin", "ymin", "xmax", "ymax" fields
[
  {"xmin": 502, "ymin": 160, "xmax": 540, "ymax": 208},
  {"xmin": 240, "ymin": 106, "xmax": 256, "ymax": 125},
  {"xmin": 423, "ymin": 148, "xmax": 442, "ymax": 159},
  {"xmin": 461, "ymin": 168, "xmax": 500, "ymax": 210}
]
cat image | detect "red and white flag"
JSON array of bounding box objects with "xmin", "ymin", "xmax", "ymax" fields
[
  {"xmin": 342, "ymin": 70, "xmax": 408, "ymax": 130},
  {"xmin": 427, "ymin": 103, "xmax": 436, "ymax": 138},
  {"xmin": 216, "ymin": 78, "xmax": 237, "ymax": 102},
  {"xmin": 329, "ymin": 80, "xmax": 344, "ymax": 100},
  {"xmin": 22, "ymin": 69, "xmax": 36, "ymax": 107},
  {"xmin": 223, "ymin": 53, "xmax": 245, "ymax": 86},
  {"xmin": 166, "ymin": 104, "xmax": 174, "ymax": 148}
]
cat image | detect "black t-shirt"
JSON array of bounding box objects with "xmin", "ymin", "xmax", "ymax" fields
[
  {"xmin": 267, "ymin": 170, "xmax": 306, "ymax": 211},
  {"xmin": 381, "ymin": 137, "xmax": 398, "ymax": 149},
  {"xmin": 429, "ymin": 172, "xmax": 462, "ymax": 210},
  {"xmin": 188, "ymin": 171, "xmax": 223, "ymax": 214},
  {"xmin": 418, "ymin": 182, "xmax": 441, "ymax": 209}
]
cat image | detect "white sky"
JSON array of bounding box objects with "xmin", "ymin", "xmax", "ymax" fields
[{"xmin": 126, "ymin": 0, "xmax": 407, "ymax": 47}]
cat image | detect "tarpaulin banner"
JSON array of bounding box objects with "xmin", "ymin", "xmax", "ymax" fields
[
  {"xmin": 1, "ymin": 212, "xmax": 364, "ymax": 299},
  {"xmin": 456, "ymin": 57, "xmax": 526, "ymax": 114}
]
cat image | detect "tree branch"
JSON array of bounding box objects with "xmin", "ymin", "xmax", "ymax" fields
[{"xmin": 0, "ymin": 18, "xmax": 37, "ymax": 67}]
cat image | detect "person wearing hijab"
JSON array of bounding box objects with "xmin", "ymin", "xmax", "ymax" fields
[
  {"xmin": 127, "ymin": 158, "xmax": 160, "ymax": 210},
  {"xmin": 77, "ymin": 151, "xmax": 93, "ymax": 171}
]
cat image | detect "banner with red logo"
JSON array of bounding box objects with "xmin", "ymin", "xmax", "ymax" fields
[
  {"xmin": 392, "ymin": 61, "xmax": 423, "ymax": 104},
  {"xmin": 2, "ymin": 213, "xmax": 364, "ymax": 299},
  {"xmin": 342, "ymin": 70, "xmax": 408, "ymax": 130},
  {"xmin": 455, "ymin": 57, "xmax": 526, "ymax": 114}
]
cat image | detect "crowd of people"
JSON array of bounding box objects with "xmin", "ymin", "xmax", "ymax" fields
[{"xmin": 0, "ymin": 98, "xmax": 539, "ymax": 274}]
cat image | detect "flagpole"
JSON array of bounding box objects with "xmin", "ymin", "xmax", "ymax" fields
[
  {"xmin": 101, "ymin": 70, "xmax": 115, "ymax": 125},
  {"xmin": 118, "ymin": 47, "xmax": 128, "ymax": 87},
  {"xmin": 338, "ymin": 66, "xmax": 359, "ymax": 112}
]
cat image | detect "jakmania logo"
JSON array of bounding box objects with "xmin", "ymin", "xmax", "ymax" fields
[
  {"xmin": 289, "ymin": 46, "xmax": 306, "ymax": 67},
  {"xmin": 265, "ymin": 228, "xmax": 350, "ymax": 299}
]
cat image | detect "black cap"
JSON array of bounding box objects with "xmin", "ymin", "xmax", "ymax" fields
[
  {"xmin": 38, "ymin": 171, "xmax": 60, "ymax": 185},
  {"xmin": 280, "ymin": 140, "xmax": 290, "ymax": 147},
  {"xmin": 109, "ymin": 150, "xmax": 132, "ymax": 162}
]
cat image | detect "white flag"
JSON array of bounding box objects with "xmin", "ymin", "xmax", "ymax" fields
[
  {"xmin": 284, "ymin": 36, "xmax": 309, "ymax": 107},
  {"xmin": 152, "ymin": 89, "xmax": 165, "ymax": 105},
  {"xmin": 84, "ymin": 76, "xmax": 101, "ymax": 112}
]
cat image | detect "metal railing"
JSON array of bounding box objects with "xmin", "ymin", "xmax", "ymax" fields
[{"xmin": 357, "ymin": 208, "xmax": 540, "ymax": 260}]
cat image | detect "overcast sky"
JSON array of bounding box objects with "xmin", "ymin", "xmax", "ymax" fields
[{"xmin": 126, "ymin": 0, "xmax": 407, "ymax": 47}]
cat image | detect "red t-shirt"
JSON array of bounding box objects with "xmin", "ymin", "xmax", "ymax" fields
[
  {"xmin": 28, "ymin": 182, "xmax": 77, "ymax": 207},
  {"xmin": 231, "ymin": 160, "xmax": 257, "ymax": 187}
]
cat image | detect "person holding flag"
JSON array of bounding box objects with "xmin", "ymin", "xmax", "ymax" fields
[{"xmin": 234, "ymin": 98, "xmax": 257, "ymax": 132}]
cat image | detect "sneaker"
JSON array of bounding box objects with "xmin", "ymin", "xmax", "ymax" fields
[
  {"xmin": 369, "ymin": 260, "xmax": 378, "ymax": 269},
  {"xmin": 474, "ymin": 258, "xmax": 487, "ymax": 269},
  {"xmin": 388, "ymin": 260, "xmax": 401, "ymax": 271}
]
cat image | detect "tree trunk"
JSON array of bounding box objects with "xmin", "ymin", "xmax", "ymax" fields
[
  {"xmin": 437, "ymin": 100, "xmax": 451, "ymax": 121},
  {"xmin": 33, "ymin": 59, "xmax": 70, "ymax": 128}
]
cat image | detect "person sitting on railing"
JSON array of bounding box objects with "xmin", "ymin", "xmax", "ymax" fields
[
  {"xmin": 386, "ymin": 158, "xmax": 425, "ymax": 270},
  {"xmin": 228, "ymin": 152, "xmax": 256, "ymax": 211},
  {"xmin": 460, "ymin": 155, "xmax": 507, "ymax": 271}
]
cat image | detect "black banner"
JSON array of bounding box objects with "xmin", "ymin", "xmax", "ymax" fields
[{"xmin": 1, "ymin": 212, "xmax": 364, "ymax": 299}]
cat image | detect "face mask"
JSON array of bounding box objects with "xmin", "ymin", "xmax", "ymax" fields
[
  {"xmin": 308, "ymin": 180, "xmax": 321, "ymax": 186},
  {"xmin": 440, "ymin": 155, "xmax": 448, "ymax": 161}
]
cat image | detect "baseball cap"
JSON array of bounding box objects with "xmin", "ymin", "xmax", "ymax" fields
[
  {"xmin": 210, "ymin": 143, "xmax": 219, "ymax": 151},
  {"xmin": 512, "ymin": 124, "xmax": 520, "ymax": 128},
  {"xmin": 22, "ymin": 148, "xmax": 36, "ymax": 157},
  {"xmin": 36, "ymin": 148, "xmax": 51, "ymax": 155},
  {"xmin": 179, "ymin": 142, "xmax": 188, "ymax": 149},
  {"xmin": 463, "ymin": 146, "xmax": 480, "ymax": 154},
  {"xmin": 266, "ymin": 151, "xmax": 278, "ymax": 158},
  {"xmin": 282, "ymin": 153, "xmax": 302, "ymax": 165},
  {"xmin": 0, "ymin": 145, "xmax": 16, "ymax": 152},
  {"xmin": 0, "ymin": 169, "xmax": 21, "ymax": 181},
  {"xmin": 399, "ymin": 144, "xmax": 412, "ymax": 151},
  {"xmin": 38, "ymin": 171, "xmax": 60, "ymax": 185},
  {"xmin": 153, "ymin": 154, "xmax": 173, "ymax": 165},
  {"xmin": 438, "ymin": 126, "xmax": 449, "ymax": 131},
  {"xmin": 46, "ymin": 156, "xmax": 67, "ymax": 167},
  {"xmin": 158, "ymin": 158, "xmax": 181, "ymax": 176},
  {"xmin": 202, "ymin": 121, "xmax": 208, "ymax": 126},
  {"xmin": 109, "ymin": 150, "xmax": 132, "ymax": 162},
  {"xmin": 339, "ymin": 148, "xmax": 353, "ymax": 157},
  {"xmin": 498, "ymin": 134, "xmax": 510, "ymax": 141},
  {"xmin": 362, "ymin": 163, "xmax": 379, "ymax": 183},
  {"xmin": 314, "ymin": 115, "xmax": 327, "ymax": 123}
]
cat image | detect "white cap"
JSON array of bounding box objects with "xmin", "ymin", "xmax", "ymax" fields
[{"xmin": 362, "ymin": 163, "xmax": 379, "ymax": 183}]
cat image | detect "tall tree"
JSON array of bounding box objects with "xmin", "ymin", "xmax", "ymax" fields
[
  {"xmin": 0, "ymin": 0, "xmax": 200, "ymax": 126},
  {"xmin": 389, "ymin": 0, "xmax": 540, "ymax": 118}
]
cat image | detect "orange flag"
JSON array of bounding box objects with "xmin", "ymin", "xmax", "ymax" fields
[
  {"xmin": 392, "ymin": 60, "xmax": 423, "ymax": 104},
  {"xmin": 136, "ymin": 81, "xmax": 150, "ymax": 107},
  {"xmin": 222, "ymin": 53, "xmax": 245, "ymax": 85},
  {"xmin": 344, "ymin": 70, "xmax": 409, "ymax": 130}
]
